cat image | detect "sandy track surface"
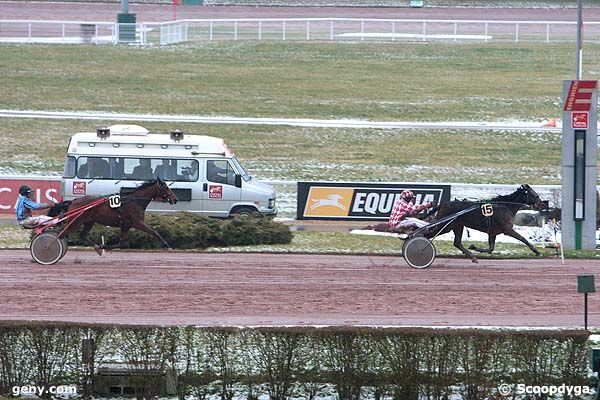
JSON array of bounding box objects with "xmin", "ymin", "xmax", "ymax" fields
[
  {"xmin": 0, "ymin": 250, "xmax": 597, "ymax": 327},
  {"xmin": 2, "ymin": 3, "xmax": 600, "ymax": 22}
]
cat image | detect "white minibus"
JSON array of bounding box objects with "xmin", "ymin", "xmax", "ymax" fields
[{"xmin": 60, "ymin": 125, "xmax": 276, "ymax": 217}]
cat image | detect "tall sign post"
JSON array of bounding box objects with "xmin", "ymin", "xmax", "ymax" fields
[
  {"xmin": 576, "ymin": 0, "xmax": 583, "ymax": 80},
  {"xmin": 561, "ymin": 80, "xmax": 598, "ymax": 250}
]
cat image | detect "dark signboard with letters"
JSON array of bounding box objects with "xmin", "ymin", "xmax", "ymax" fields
[{"xmin": 297, "ymin": 182, "xmax": 451, "ymax": 220}]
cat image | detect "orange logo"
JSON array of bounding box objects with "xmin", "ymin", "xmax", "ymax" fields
[{"xmin": 303, "ymin": 187, "xmax": 354, "ymax": 217}]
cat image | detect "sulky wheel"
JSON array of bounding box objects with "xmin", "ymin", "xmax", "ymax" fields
[
  {"xmin": 402, "ymin": 236, "xmax": 436, "ymax": 269},
  {"xmin": 30, "ymin": 232, "xmax": 64, "ymax": 265},
  {"xmin": 59, "ymin": 237, "xmax": 68, "ymax": 260}
]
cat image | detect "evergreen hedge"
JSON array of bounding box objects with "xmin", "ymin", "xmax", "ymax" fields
[
  {"xmin": 0, "ymin": 324, "xmax": 591, "ymax": 400},
  {"xmin": 62, "ymin": 212, "xmax": 292, "ymax": 249}
]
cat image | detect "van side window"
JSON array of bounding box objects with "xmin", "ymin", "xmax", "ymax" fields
[
  {"xmin": 179, "ymin": 160, "xmax": 199, "ymax": 182},
  {"xmin": 207, "ymin": 160, "xmax": 235, "ymax": 186},
  {"xmin": 63, "ymin": 156, "xmax": 76, "ymax": 178},
  {"xmin": 154, "ymin": 159, "xmax": 176, "ymax": 180},
  {"xmin": 77, "ymin": 157, "xmax": 198, "ymax": 182},
  {"xmin": 77, "ymin": 157, "xmax": 110, "ymax": 179},
  {"xmin": 108, "ymin": 157, "xmax": 125, "ymax": 179},
  {"xmin": 132, "ymin": 159, "xmax": 154, "ymax": 181}
]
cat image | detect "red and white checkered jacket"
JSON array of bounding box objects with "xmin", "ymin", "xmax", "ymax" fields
[{"xmin": 388, "ymin": 199, "xmax": 431, "ymax": 228}]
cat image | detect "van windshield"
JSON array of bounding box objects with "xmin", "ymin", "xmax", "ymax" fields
[
  {"xmin": 231, "ymin": 156, "xmax": 250, "ymax": 181},
  {"xmin": 76, "ymin": 156, "xmax": 199, "ymax": 182}
]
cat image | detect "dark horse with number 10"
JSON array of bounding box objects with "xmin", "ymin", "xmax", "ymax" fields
[
  {"xmin": 423, "ymin": 184, "xmax": 546, "ymax": 263},
  {"xmin": 48, "ymin": 178, "xmax": 178, "ymax": 253}
]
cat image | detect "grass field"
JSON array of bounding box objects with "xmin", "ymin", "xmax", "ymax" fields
[
  {"xmin": 0, "ymin": 42, "xmax": 591, "ymax": 184},
  {"xmin": 0, "ymin": 118, "xmax": 562, "ymax": 184},
  {"xmin": 0, "ymin": 42, "xmax": 594, "ymax": 121}
]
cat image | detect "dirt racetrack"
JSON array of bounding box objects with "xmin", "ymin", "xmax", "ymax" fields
[
  {"xmin": 1, "ymin": 2, "xmax": 599, "ymax": 329},
  {"xmin": 0, "ymin": 249, "xmax": 598, "ymax": 328}
]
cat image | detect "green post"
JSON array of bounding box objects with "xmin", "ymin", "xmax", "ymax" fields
[
  {"xmin": 575, "ymin": 220, "xmax": 582, "ymax": 249},
  {"xmin": 118, "ymin": 13, "xmax": 137, "ymax": 43},
  {"xmin": 577, "ymin": 275, "xmax": 595, "ymax": 330}
]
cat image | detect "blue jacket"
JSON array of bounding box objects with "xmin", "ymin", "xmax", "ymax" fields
[{"xmin": 16, "ymin": 194, "xmax": 46, "ymax": 222}]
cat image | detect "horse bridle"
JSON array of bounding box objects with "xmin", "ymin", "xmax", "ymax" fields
[
  {"xmin": 521, "ymin": 185, "xmax": 542, "ymax": 208},
  {"xmin": 153, "ymin": 181, "xmax": 175, "ymax": 203}
]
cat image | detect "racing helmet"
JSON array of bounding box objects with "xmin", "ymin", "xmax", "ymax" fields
[
  {"xmin": 19, "ymin": 185, "xmax": 33, "ymax": 196},
  {"xmin": 401, "ymin": 190, "xmax": 415, "ymax": 200}
]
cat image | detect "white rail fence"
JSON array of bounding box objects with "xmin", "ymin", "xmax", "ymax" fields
[{"xmin": 2, "ymin": 18, "xmax": 600, "ymax": 45}]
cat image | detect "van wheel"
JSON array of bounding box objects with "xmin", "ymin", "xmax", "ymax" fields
[{"xmin": 231, "ymin": 206, "xmax": 260, "ymax": 218}]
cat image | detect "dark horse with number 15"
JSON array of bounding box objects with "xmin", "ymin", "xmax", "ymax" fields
[
  {"xmin": 423, "ymin": 184, "xmax": 546, "ymax": 263},
  {"xmin": 48, "ymin": 178, "xmax": 178, "ymax": 253}
]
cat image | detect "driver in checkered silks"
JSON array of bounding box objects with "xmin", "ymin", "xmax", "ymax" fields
[
  {"xmin": 16, "ymin": 185, "xmax": 53, "ymax": 228},
  {"xmin": 388, "ymin": 190, "xmax": 433, "ymax": 234}
]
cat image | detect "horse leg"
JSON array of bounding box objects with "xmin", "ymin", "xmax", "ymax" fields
[
  {"xmin": 469, "ymin": 234, "xmax": 497, "ymax": 254},
  {"xmin": 78, "ymin": 222, "xmax": 104, "ymax": 256},
  {"xmin": 453, "ymin": 226, "xmax": 478, "ymax": 263},
  {"xmin": 132, "ymin": 220, "xmax": 172, "ymax": 251},
  {"xmin": 503, "ymin": 227, "xmax": 541, "ymax": 256},
  {"xmin": 101, "ymin": 226, "xmax": 131, "ymax": 250}
]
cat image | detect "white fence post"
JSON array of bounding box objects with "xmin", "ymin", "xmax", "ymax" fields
[
  {"xmin": 2, "ymin": 18, "xmax": 596, "ymax": 46},
  {"xmin": 485, "ymin": 22, "xmax": 488, "ymax": 43},
  {"xmin": 330, "ymin": 20, "xmax": 334, "ymax": 41},
  {"xmin": 361, "ymin": 19, "xmax": 365, "ymax": 41},
  {"xmin": 453, "ymin": 22, "xmax": 457, "ymax": 42}
]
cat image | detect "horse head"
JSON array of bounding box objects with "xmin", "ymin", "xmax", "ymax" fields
[
  {"xmin": 155, "ymin": 177, "xmax": 178, "ymax": 205},
  {"xmin": 47, "ymin": 200, "xmax": 72, "ymax": 217},
  {"xmin": 519, "ymin": 184, "xmax": 545, "ymax": 210}
]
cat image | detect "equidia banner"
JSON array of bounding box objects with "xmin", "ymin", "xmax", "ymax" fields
[{"xmin": 297, "ymin": 182, "xmax": 451, "ymax": 220}]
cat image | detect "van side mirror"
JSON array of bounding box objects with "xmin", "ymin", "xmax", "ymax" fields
[{"xmin": 235, "ymin": 174, "xmax": 242, "ymax": 188}]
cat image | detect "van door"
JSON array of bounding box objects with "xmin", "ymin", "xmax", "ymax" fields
[
  {"xmin": 69, "ymin": 156, "xmax": 115, "ymax": 198},
  {"xmin": 121, "ymin": 158, "xmax": 203, "ymax": 214},
  {"xmin": 202, "ymin": 159, "xmax": 242, "ymax": 217},
  {"xmin": 152, "ymin": 158, "xmax": 203, "ymax": 214}
]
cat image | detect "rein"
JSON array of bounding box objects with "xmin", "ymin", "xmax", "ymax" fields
[
  {"xmin": 115, "ymin": 182, "xmax": 172, "ymax": 204},
  {"xmin": 413, "ymin": 197, "xmax": 541, "ymax": 240},
  {"xmin": 441, "ymin": 200, "xmax": 539, "ymax": 210}
]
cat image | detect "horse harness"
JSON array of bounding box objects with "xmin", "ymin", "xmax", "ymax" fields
[{"xmin": 110, "ymin": 182, "xmax": 171, "ymax": 228}]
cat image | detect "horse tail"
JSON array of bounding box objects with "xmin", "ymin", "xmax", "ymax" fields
[{"xmin": 47, "ymin": 200, "xmax": 72, "ymax": 217}]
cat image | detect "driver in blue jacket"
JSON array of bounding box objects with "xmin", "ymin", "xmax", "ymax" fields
[{"xmin": 16, "ymin": 185, "xmax": 53, "ymax": 228}]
